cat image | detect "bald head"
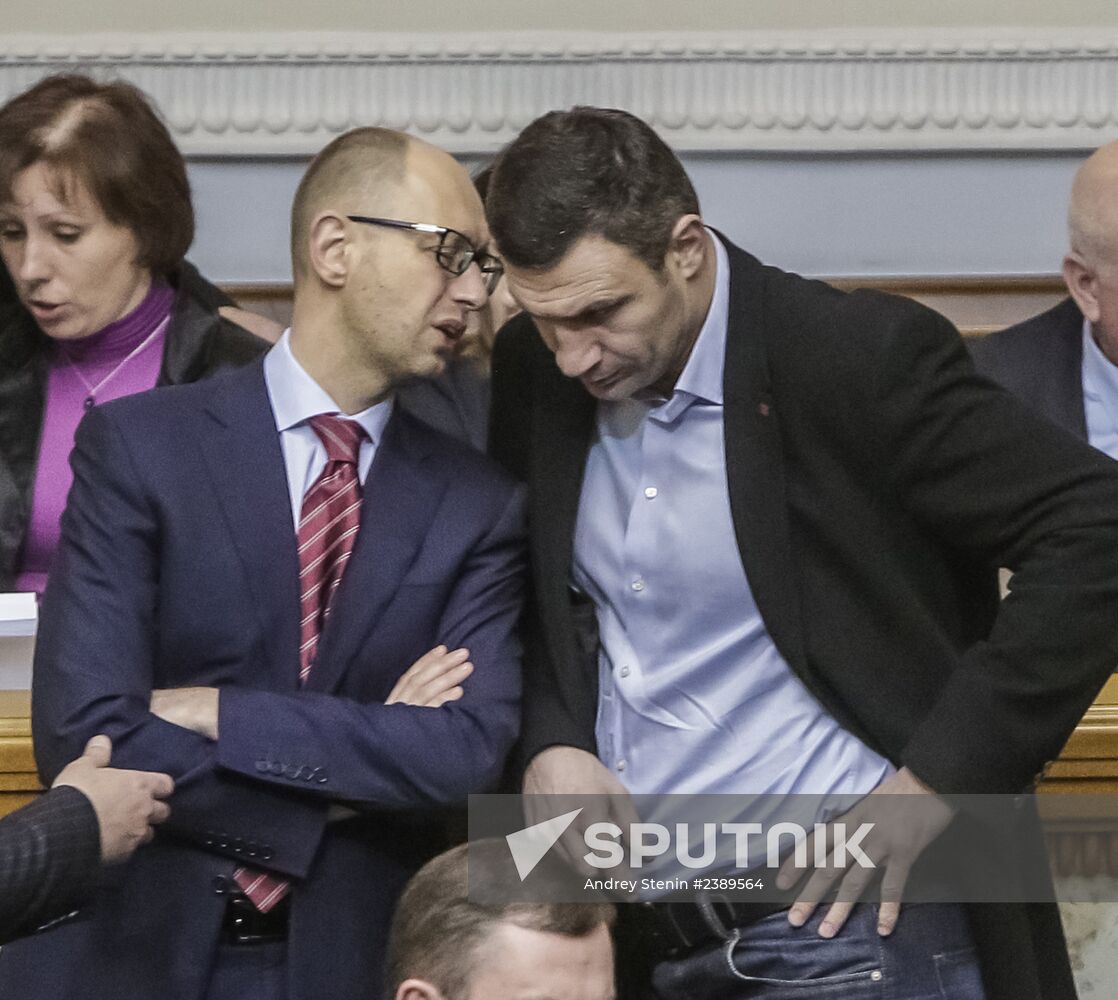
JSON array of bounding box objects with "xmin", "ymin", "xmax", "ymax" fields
[
  {"xmin": 286, "ymin": 129, "xmax": 491, "ymax": 413},
  {"xmin": 290, "ymin": 129, "xmax": 485, "ymax": 286},
  {"xmin": 290, "ymin": 127, "xmax": 409, "ymax": 282},
  {"xmin": 1069, "ymin": 140, "xmax": 1118, "ymax": 266},
  {"xmin": 1065, "ymin": 141, "xmax": 1118, "ymax": 363}
]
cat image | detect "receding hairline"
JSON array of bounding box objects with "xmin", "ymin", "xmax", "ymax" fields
[
  {"xmin": 290, "ymin": 127, "xmax": 413, "ymax": 277},
  {"xmin": 1068, "ymin": 141, "xmax": 1118, "ymax": 264}
]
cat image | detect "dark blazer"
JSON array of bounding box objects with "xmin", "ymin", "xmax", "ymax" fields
[
  {"xmin": 0, "ymin": 261, "xmax": 267, "ymax": 589},
  {"xmin": 0, "ymin": 360, "xmax": 525, "ymax": 1000},
  {"xmin": 968, "ymin": 296, "xmax": 1088, "ymax": 439},
  {"xmin": 489, "ymin": 239, "xmax": 1118, "ymax": 1000},
  {"xmin": 0, "ymin": 786, "xmax": 100, "ymax": 946},
  {"xmin": 397, "ymin": 355, "xmax": 491, "ymax": 451}
]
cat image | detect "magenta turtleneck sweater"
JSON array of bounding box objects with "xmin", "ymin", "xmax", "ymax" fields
[{"xmin": 15, "ymin": 283, "xmax": 175, "ymax": 595}]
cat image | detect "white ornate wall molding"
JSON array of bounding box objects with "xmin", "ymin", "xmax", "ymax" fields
[{"xmin": 1, "ymin": 30, "xmax": 1117, "ymax": 156}]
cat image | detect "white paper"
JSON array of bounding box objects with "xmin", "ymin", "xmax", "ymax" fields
[
  {"xmin": 0, "ymin": 594, "xmax": 37, "ymax": 689},
  {"xmin": 0, "ymin": 592, "xmax": 37, "ymax": 637}
]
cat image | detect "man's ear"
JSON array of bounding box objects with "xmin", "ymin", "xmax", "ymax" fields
[
  {"xmin": 666, "ymin": 214, "xmax": 708, "ymax": 281},
  {"xmin": 1064, "ymin": 251, "xmax": 1102, "ymax": 324},
  {"xmin": 308, "ymin": 211, "xmax": 350, "ymax": 289},
  {"xmin": 394, "ymin": 979, "xmax": 445, "ymax": 1000}
]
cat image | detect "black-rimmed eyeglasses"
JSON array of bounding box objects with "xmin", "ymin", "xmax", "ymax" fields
[{"xmin": 346, "ymin": 215, "xmax": 504, "ymax": 294}]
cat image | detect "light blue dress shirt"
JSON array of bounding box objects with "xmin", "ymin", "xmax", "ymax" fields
[
  {"xmin": 572, "ymin": 234, "xmax": 892, "ymax": 802},
  {"xmin": 263, "ymin": 329, "xmax": 394, "ymax": 527},
  {"xmin": 1082, "ymin": 320, "xmax": 1118, "ymax": 461}
]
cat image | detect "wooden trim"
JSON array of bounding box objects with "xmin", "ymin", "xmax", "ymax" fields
[{"xmin": 221, "ymin": 275, "xmax": 1069, "ymax": 339}]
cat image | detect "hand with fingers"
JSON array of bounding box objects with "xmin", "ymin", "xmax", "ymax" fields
[
  {"xmin": 149, "ymin": 645, "xmax": 475, "ymax": 736},
  {"xmin": 386, "ymin": 644, "xmax": 474, "ymax": 707},
  {"xmin": 522, "ymin": 745, "xmax": 642, "ymax": 889},
  {"xmin": 776, "ymin": 767, "xmax": 955, "ymax": 939},
  {"xmin": 325, "ymin": 646, "xmax": 474, "ymax": 824},
  {"xmin": 52, "ymin": 735, "xmax": 175, "ymax": 864}
]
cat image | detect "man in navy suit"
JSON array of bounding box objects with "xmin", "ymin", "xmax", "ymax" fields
[
  {"xmin": 971, "ymin": 140, "xmax": 1118, "ymax": 452},
  {"xmin": 0, "ymin": 128, "xmax": 524, "ymax": 1000}
]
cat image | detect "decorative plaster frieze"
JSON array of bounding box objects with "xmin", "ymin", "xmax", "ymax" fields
[{"xmin": 0, "ymin": 30, "xmax": 1116, "ymax": 155}]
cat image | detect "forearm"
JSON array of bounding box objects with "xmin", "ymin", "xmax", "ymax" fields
[
  {"xmin": 217, "ymin": 686, "xmax": 518, "ymax": 807},
  {"xmin": 0, "ymin": 787, "xmax": 100, "ymax": 945},
  {"xmin": 35, "ymin": 692, "xmax": 327, "ymax": 878}
]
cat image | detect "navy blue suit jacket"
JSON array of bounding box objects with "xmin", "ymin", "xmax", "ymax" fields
[{"xmin": 0, "ymin": 359, "xmax": 525, "ymax": 1000}]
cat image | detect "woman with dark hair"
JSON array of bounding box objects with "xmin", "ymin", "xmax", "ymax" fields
[{"xmin": 0, "ymin": 74, "xmax": 274, "ymax": 594}]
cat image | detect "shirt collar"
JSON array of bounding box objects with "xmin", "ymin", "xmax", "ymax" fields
[
  {"xmin": 264, "ymin": 328, "xmax": 394, "ymax": 443},
  {"xmin": 652, "ymin": 231, "xmax": 730, "ymax": 422}
]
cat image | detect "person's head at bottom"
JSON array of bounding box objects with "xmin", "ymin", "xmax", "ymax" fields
[{"xmin": 386, "ymin": 841, "xmax": 616, "ymax": 1000}]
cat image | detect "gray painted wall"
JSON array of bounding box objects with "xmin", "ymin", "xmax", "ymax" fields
[{"xmin": 186, "ymin": 151, "xmax": 1082, "ymax": 284}]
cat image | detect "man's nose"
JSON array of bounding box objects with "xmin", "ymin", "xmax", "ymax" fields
[
  {"xmin": 449, "ymin": 260, "xmax": 488, "ymax": 310},
  {"xmin": 553, "ymin": 328, "xmax": 602, "ymax": 379}
]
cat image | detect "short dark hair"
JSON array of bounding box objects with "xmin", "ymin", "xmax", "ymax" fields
[
  {"xmin": 0, "ymin": 73, "xmax": 194, "ymax": 277},
  {"xmin": 487, "ymin": 107, "xmax": 699, "ymax": 271},
  {"xmin": 386, "ymin": 841, "xmax": 615, "ymax": 1000},
  {"xmin": 290, "ymin": 127, "xmax": 408, "ymax": 281}
]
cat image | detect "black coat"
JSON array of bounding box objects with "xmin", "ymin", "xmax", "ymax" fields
[
  {"xmin": 0, "ymin": 262, "xmax": 267, "ymax": 589},
  {"xmin": 968, "ymin": 297, "xmax": 1087, "ymax": 439},
  {"xmin": 489, "ymin": 238, "xmax": 1118, "ymax": 1000},
  {"xmin": 0, "ymin": 787, "xmax": 100, "ymax": 946}
]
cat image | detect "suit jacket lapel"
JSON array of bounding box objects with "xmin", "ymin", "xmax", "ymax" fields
[
  {"xmin": 531, "ymin": 347, "xmax": 596, "ymax": 632},
  {"xmin": 1048, "ymin": 298, "xmax": 1088, "ymax": 439},
  {"xmin": 197, "ymin": 361, "xmax": 302, "ymax": 692},
  {"xmin": 304, "ymin": 410, "xmax": 448, "ymax": 694},
  {"xmin": 721, "ymin": 241, "xmax": 809, "ymax": 676}
]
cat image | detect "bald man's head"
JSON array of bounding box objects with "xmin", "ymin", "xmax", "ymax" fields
[
  {"xmin": 1069, "ymin": 140, "xmax": 1118, "ymax": 267},
  {"xmin": 290, "ymin": 127, "xmax": 409, "ymax": 282},
  {"xmin": 286, "ymin": 128, "xmax": 492, "ymax": 413},
  {"xmin": 1065, "ymin": 141, "xmax": 1118, "ymax": 362}
]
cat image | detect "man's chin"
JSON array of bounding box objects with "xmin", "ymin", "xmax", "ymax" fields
[{"xmin": 580, "ymin": 373, "xmax": 633, "ymax": 400}]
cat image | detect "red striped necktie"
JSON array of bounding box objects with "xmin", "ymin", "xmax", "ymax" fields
[{"xmin": 234, "ymin": 413, "xmax": 368, "ymax": 912}]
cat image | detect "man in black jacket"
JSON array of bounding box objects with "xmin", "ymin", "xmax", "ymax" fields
[
  {"xmin": 0, "ymin": 734, "xmax": 172, "ymax": 944},
  {"xmin": 486, "ymin": 107, "xmax": 1118, "ymax": 1000},
  {"xmin": 970, "ymin": 140, "xmax": 1118, "ymax": 448}
]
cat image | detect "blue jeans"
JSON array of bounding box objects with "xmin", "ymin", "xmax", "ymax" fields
[{"xmin": 651, "ymin": 903, "xmax": 986, "ymax": 1000}]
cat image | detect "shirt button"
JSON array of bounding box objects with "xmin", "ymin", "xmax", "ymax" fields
[
  {"xmin": 644, "ymin": 487, "xmax": 658, "ymax": 499},
  {"xmin": 631, "ymin": 578, "xmax": 644, "ymax": 592},
  {"xmin": 616, "ymin": 759, "xmax": 627, "ymax": 772},
  {"xmin": 619, "ymin": 665, "xmax": 630, "ymax": 678}
]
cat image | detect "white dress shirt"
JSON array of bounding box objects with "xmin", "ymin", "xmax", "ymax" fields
[
  {"xmin": 1082, "ymin": 319, "xmax": 1118, "ymax": 461},
  {"xmin": 572, "ymin": 233, "xmax": 892, "ymax": 804},
  {"xmin": 263, "ymin": 330, "xmax": 394, "ymax": 527}
]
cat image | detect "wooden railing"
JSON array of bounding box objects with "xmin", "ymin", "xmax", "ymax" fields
[{"xmin": 225, "ymin": 275, "xmax": 1071, "ymax": 342}]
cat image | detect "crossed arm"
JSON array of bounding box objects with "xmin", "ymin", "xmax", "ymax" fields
[{"xmin": 33, "ymin": 405, "xmax": 524, "ymax": 879}]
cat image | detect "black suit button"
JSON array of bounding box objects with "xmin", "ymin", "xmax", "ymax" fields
[
  {"xmin": 255, "ymin": 760, "xmax": 270, "ymax": 773},
  {"xmin": 232, "ymin": 839, "xmax": 245, "ymax": 854},
  {"xmin": 316, "ymin": 768, "xmax": 329, "ymax": 784},
  {"xmin": 261, "ymin": 847, "xmax": 275, "ymax": 861},
  {"xmin": 269, "ymin": 761, "xmax": 284, "ymax": 776},
  {"xmin": 284, "ymin": 764, "xmax": 301, "ymax": 780},
  {"xmin": 212, "ymin": 876, "xmax": 229, "ymax": 895}
]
